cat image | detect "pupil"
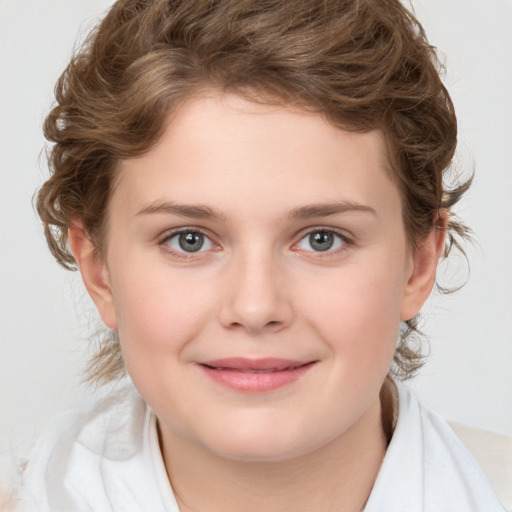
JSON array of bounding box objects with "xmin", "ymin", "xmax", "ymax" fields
[
  {"xmin": 310, "ymin": 231, "xmax": 334, "ymax": 251},
  {"xmin": 179, "ymin": 232, "xmax": 204, "ymax": 252}
]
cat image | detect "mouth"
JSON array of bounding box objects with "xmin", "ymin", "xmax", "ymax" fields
[{"xmin": 197, "ymin": 358, "xmax": 317, "ymax": 392}]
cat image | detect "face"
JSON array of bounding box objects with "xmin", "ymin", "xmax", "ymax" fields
[{"xmin": 79, "ymin": 92, "xmax": 436, "ymax": 462}]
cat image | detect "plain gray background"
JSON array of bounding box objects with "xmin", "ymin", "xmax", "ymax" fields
[{"xmin": 1, "ymin": 0, "xmax": 511, "ymax": 486}]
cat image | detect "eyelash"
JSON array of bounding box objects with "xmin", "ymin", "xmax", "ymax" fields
[
  {"xmin": 158, "ymin": 227, "xmax": 352, "ymax": 260},
  {"xmin": 159, "ymin": 228, "xmax": 219, "ymax": 260},
  {"xmin": 291, "ymin": 228, "xmax": 351, "ymax": 259}
]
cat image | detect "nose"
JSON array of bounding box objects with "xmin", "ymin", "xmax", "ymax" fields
[{"xmin": 218, "ymin": 249, "xmax": 294, "ymax": 334}]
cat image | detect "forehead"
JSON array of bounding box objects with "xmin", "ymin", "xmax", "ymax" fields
[{"xmin": 112, "ymin": 92, "xmax": 401, "ymax": 223}]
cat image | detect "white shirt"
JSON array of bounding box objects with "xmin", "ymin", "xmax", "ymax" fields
[{"xmin": 20, "ymin": 380, "xmax": 505, "ymax": 511}]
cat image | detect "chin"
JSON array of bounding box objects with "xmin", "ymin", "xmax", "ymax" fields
[{"xmin": 195, "ymin": 420, "xmax": 327, "ymax": 463}]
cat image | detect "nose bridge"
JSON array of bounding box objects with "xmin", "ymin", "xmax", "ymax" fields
[{"xmin": 219, "ymin": 242, "xmax": 292, "ymax": 333}]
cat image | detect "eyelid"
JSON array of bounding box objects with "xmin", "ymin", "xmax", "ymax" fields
[
  {"xmin": 291, "ymin": 227, "xmax": 352, "ymax": 255},
  {"xmin": 158, "ymin": 227, "xmax": 220, "ymax": 259},
  {"xmin": 156, "ymin": 225, "xmax": 353, "ymax": 260}
]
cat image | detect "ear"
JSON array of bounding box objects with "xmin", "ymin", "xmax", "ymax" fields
[
  {"xmin": 400, "ymin": 210, "xmax": 447, "ymax": 321},
  {"xmin": 68, "ymin": 220, "xmax": 118, "ymax": 329}
]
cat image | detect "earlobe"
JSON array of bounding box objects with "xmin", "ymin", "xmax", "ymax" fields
[
  {"xmin": 400, "ymin": 210, "xmax": 447, "ymax": 321},
  {"xmin": 68, "ymin": 221, "xmax": 118, "ymax": 329}
]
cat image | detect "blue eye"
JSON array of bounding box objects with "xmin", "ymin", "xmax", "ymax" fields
[
  {"xmin": 164, "ymin": 230, "xmax": 215, "ymax": 253},
  {"xmin": 296, "ymin": 230, "xmax": 345, "ymax": 252}
]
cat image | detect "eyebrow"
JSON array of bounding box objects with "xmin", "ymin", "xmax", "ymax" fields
[
  {"xmin": 136, "ymin": 202, "xmax": 226, "ymax": 220},
  {"xmin": 136, "ymin": 201, "xmax": 376, "ymax": 220},
  {"xmin": 288, "ymin": 202, "xmax": 377, "ymax": 219}
]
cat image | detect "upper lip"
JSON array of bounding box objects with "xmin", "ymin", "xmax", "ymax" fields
[{"xmin": 198, "ymin": 358, "xmax": 315, "ymax": 372}]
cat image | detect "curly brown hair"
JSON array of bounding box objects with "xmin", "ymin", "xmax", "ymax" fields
[{"xmin": 36, "ymin": 0, "xmax": 471, "ymax": 384}]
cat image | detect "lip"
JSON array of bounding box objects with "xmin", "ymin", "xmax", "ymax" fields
[{"xmin": 197, "ymin": 358, "xmax": 317, "ymax": 393}]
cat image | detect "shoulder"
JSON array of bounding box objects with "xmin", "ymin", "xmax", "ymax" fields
[
  {"xmin": 19, "ymin": 379, "xmax": 167, "ymax": 512},
  {"xmin": 365, "ymin": 383, "xmax": 506, "ymax": 512}
]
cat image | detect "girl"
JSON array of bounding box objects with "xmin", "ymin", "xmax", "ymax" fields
[{"xmin": 19, "ymin": 0, "xmax": 505, "ymax": 510}]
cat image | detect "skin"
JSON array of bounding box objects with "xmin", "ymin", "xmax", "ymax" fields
[{"xmin": 70, "ymin": 92, "xmax": 445, "ymax": 512}]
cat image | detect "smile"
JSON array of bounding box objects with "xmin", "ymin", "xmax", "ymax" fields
[{"xmin": 197, "ymin": 358, "xmax": 317, "ymax": 392}]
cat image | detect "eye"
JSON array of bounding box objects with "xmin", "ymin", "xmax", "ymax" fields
[
  {"xmin": 295, "ymin": 230, "xmax": 346, "ymax": 253},
  {"xmin": 163, "ymin": 230, "xmax": 216, "ymax": 254}
]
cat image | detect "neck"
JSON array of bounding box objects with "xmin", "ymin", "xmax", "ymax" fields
[{"xmin": 159, "ymin": 396, "xmax": 389, "ymax": 512}]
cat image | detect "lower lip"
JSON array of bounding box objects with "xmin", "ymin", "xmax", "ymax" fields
[{"xmin": 198, "ymin": 362, "xmax": 316, "ymax": 392}]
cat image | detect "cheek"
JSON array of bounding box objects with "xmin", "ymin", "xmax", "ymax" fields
[
  {"xmin": 299, "ymin": 257, "xmax": 404, "ymax": 366},
  {"xmin": 109, "ymin": 263, "xmax": 216, "ymax": 360}
]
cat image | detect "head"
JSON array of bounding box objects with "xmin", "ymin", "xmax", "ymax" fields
[{"xmin": 37, "ymin": 0, "xmax": 469, "ymax": 391}]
